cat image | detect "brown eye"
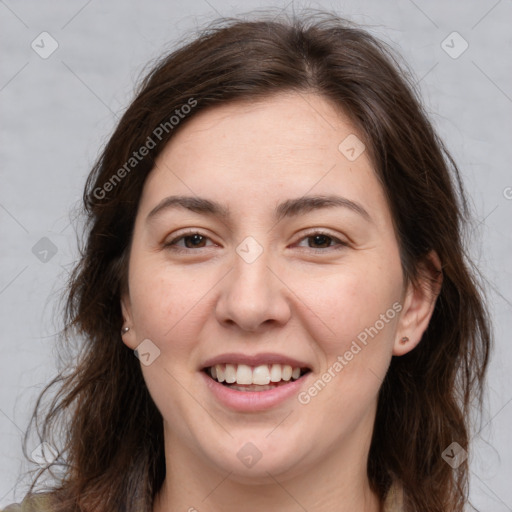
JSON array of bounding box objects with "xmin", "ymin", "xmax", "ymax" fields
[
  {"xmin": 296, "ymin": 231, "xmax": 347, "ymax": 251},
  {"xmin": 307, "ymin": 234, "xmax": 333, "ymax": 248},
  {"xmin": 164, "ymin": 231, "xmax": 216, "ymax": 252},
  {"xmin": 182, "ymin": 234, "xmax": 207, "ymax": 248}
]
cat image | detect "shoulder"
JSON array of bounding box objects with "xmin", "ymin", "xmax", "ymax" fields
[{"xmin": 1, "ymin": 493, "xmax": 55, "ymax": 512}]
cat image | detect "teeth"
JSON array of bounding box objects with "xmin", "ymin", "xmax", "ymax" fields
[
  {"xmin": 216, "ymin": 365, "xmax": 225, "ymax": 383},
  {"xmin": 252, "ymin": 365, "xmax": 270, "ymax": 385},
  {"xmin": 270, "ymin": 364, "xmax": 282, "ymax": 382},
  {"xmin": 282, "ymin": 365, "xmax": 292, "ymax": 381},
  {"xmin": 230, "ymin": 384, "xmax": 278, "ymax": 392},
  {"xmin": 225, "ymin": 364, "xmax": 236, "ymax": 384},
  {"xmin": 209, "ymin": 363, "xmax": 306, "ymax": 386},
  {"xmin": 236, "ymin": 364, "xmax": 253, "ymax": 385}
]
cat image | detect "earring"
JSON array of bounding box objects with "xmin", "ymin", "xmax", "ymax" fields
[
  {"xmin": 121, "ymin": 326, "xmax": 130, "ymax": 334},
  {"xmin": 400, "ymin": 336, "xmax": 409, "ymax": 344}
]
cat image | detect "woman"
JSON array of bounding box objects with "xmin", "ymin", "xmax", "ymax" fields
[{"xmin": 4, "ymin": 10, "xmax": 491, "ymax": 512}]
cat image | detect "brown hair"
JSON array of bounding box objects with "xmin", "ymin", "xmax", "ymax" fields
[{"xmin": 22, "ymin": 10, "xmax": 491, "ymax": 512}]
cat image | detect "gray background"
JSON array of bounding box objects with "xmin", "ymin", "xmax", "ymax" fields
[{"xmin": 1, "ymin": 0, "xmax": 511, "ymax": 509}]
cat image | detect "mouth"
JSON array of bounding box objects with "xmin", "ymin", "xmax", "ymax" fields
[{"xmin": 202, "ymin": 363, "xmax": 312, "ymax": 392}]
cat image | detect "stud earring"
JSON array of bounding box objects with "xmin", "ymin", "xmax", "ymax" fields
[
  {"xmin": 400, "ymin": 336, "xmax": 409, "ymax": 344},
  {"xmin": 121, "ymin": 326, "xmax": 130, "ymax": 334}
]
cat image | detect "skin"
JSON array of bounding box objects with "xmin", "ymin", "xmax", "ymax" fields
[{"xmin": 121, "ymin": 92, "xmax": 442, "ymax": 512}]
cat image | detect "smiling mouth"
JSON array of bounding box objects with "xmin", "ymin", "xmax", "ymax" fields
[{"xmin": 203, "ymin": 363, "xmax": 311, "ymax": 392}]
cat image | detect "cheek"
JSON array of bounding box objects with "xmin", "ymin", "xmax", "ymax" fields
[
  {"xmin": 292, "ymin": 261, "xmax": 402, "ymax": 356},
  {"xmin": 296, "ymin": 269, "xmax": 401, "ymax": 426},
  {"xmin": 128, "ymin": 255, "xmax": 212, "ymax": 348}
]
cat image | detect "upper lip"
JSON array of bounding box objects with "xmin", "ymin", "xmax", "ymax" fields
[{"xmin": 201, "ymin": 352, "xmax": 312, "ymax": 370}]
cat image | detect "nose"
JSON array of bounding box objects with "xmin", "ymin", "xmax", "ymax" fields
[{"xmin": 215, "ymin": 247, "xmax": 292, "ymax": 333}]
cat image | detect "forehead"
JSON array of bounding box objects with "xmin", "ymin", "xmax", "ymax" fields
[
  {"xmin": 139, "ymin": 92, "xmax": 390, "ymax": 228},
  {"xmin": 160, "ymin": 92, "xmax": 356, "ymax": 164}
]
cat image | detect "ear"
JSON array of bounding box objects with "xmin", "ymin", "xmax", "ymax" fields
[
  {"xmin": 393, "ymin": 250, "xmax": 443, "ymax": 356},
  {"xmin": 120, "ymin": 293, "xmax": 138, "ymax": 350}
]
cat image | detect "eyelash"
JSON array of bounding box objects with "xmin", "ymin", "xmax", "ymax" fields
[{"xmin": 163, "ymin": 229, "xmax": 348, "ymax": 254}]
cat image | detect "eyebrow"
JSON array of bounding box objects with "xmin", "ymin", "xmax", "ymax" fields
[{"xmin": 146, "ymin": 194, "xmax": 372, "ymax": 223}]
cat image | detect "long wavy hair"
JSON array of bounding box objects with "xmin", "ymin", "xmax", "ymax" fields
[{"xmin": 21, "ymin": 10, "xmax": 491, "ymax": 512}]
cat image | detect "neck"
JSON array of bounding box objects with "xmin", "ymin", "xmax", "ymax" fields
[{"xmin": 153, "ymin": 424, "xmax": 381, "ymax": 512}]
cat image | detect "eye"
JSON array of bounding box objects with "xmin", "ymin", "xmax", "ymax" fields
[
  {"xmin": 295, "ymin": 231, "xmax": 348, "ymax": 251},
  {"xmin": 163, "ymin": 230, "xmax": 348, "ymax": 253},
  {"xmin": 164, "ymin": 231, "xmax": 217, "ymax": 252}
]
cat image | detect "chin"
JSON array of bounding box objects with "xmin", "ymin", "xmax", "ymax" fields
[{"xmin": 200, "ymin": 436, "xmax": 310, "ymax": 483}]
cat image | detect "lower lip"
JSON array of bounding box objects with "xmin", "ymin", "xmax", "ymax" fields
[{"xmin": 201, "ymin": 371, "xmax": 309, "ymax": 412}]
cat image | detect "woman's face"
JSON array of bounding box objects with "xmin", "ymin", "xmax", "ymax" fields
[{"xmin": 121, "ymin": 92, "xmax": 425, "ymax": 482}]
